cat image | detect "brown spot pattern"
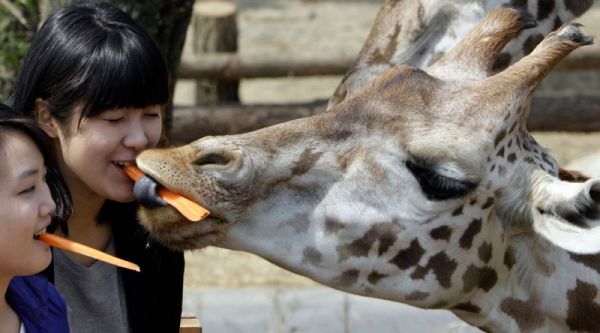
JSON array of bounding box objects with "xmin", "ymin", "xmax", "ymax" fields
[
  {"xmin": 332, "ymin": 269, "xmax": 360, "ymax": 288},
  {"xmin": 337, "ymin": 222, "xmax": 402, "ymax": 261},
  {"xmin": 537, "ymin": 0, "xmax": 555, "ymax": 21},
  {"xmin": 292, "ymin": 149, "xmax": 322, "ymax": 175},
  {"xmin": 494, "ymin": 129, "xmax": 507, "ymax": 147},
  {"xmin": 459, "ymin": 219, "xmax": 482, "ymax": 249},
  {"xmin": 504, "ymin": 246, "xmax": 516, "ymax": 269},
  {"xmin": 570, "ymin": 252, "xmax": 600, "ymax": 275},
  {"xmin": 462, "ymin": 265, "xmax": 498, "ymax": 292},
  {"xmin": 497, "ymin": 146, "xmax": 505, "ymax": 158},
  {"xmin": 369, "ymin": 23, "xmax": 401, "ymax": 65},
  {"xmin": 325, "ymin": 217, "xmax": 345, "ymax": 235},
  {"xmin": 428, "ymin": 252, "xmax": 458, "ymax": 288},
  {"xmin": 452, "ymin": 205, "xmax": 463, "ymax": 216},
  {"xmin": 405, "ymin": 291, "xmax": 429, "ymax": 301},
  {"xmin": 566, "ymin": 279, "xmax": 600, "ymax": 332},
  {"xmin": 481, "ymin": 197, "xmax": 495, "ymax": 210},
  {"xmin": 322, "ymin": 128, "xmax": 353, "ymax": 142},
  {"xmin": 492, "ymin": 52, "xmax": 511, "ymax": 72},
  {"xmin": 553, "ymin": 16, "xmax": 562, "ymax": 30},
  {"xmin": 430, "ymin": 226, "xmax": 452, "ymax": 241},
  {"xmin": 507, "ymin": 153, "xmax": 517, "ymax": 163},
  {"xmin": 367, "ymin": 271, "xmax": 388, "ymax": 285},
  {"xmin": 500, "ymin": 298, "xmax": 544, "ymax": 332},
  {"xmin": 302, "ymin": 247, "xmax": 322, "ymax": 266},
  {"xmin": 478, "ymin": 242, "xmax": 493, "ymax": 263},
  {"xmin": 523, "ymin": 33, "xmax": 544, "ymax": 55},
  {"xmin": 411, "ymin": 251, "xmax": 458, "ymax": 289},
  {"xmin": 453, "ymin": 302, "xmax": 481, "ymax": 313},
  {"xmin": 565, "ymin": 0, "xmax": 593, "ymax": 17},
  {"xmin": 389, "ymin": 239, "xmax": 425, "ymax": 270},
  {"xmin": 510, "ymin": 0, "xmax": 527, "ymax": 7}
]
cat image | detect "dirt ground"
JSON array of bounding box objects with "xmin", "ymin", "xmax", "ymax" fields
[{"xmin": 178, "ymin": 0, "xmax": 600, "ymax": 289}]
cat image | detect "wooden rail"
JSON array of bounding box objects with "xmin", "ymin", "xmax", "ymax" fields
[
  {"xmin": 178, "ymin": 48, "xmax": 598, "ymax": 80},
  {"xmin": 179, "ymin": 53, "xmax": 357, "ymax": 80}
]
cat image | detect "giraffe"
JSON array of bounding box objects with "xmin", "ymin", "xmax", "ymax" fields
[
  {"xmin": 131, "ymin": 6, "xmax": 600, "ymax": 332},
  {"xmin": 328, "ymin": 0, "xmax": 593, "ymax": 109}
]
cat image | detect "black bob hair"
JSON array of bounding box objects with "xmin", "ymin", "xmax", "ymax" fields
[
  {"xmin": 0, "ymin": 103, "xmax": 72, "ymax": 230},
  {"xmin": 8, "ymin": 1, "xmax": 169, "ymax": 126}
]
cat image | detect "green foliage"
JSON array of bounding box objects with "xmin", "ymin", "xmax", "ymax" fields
[{"xmin": 0, "ymin": 0, "xmax": 38, "ymax": 101}]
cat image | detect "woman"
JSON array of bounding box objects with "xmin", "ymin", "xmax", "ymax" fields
[
  {"xmin": 8, "ymin": 2, "xmax": 184, "ymax": 333},
  {"xmin": 0, "ymin": 103, "xmax": 70, "ymax": 332}
]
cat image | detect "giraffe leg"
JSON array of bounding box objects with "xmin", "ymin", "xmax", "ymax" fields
[{"xmin": 428, "ymin": 7, "xmax": 536, "ymax": 80}]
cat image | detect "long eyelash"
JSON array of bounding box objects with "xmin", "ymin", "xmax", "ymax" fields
[
  {"xmin": 406, "ymin": 160, "xmax": 476, "ymax": 201},
  {"xmin": 19, "ymin": 186, "xmax": 36, "ymax": 195}
]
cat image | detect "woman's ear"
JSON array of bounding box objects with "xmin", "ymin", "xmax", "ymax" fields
[{"xmin": 34, "ymin": 98, "xmax": 58, "ymax": 138}]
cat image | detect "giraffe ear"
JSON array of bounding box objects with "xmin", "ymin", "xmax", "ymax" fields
[{"xmin": 532, "ymin": 178, "xmax": 600, "ymax": 254}]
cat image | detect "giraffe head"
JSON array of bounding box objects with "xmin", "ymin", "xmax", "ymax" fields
[{"xmin": 135, "ymin": 8, "xmax": 598, "ymax": 311}]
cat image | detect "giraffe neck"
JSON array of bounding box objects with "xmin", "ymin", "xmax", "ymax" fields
[{"xmin": 454, "ymin": 234, "xmax": 600, "ymax": 332}]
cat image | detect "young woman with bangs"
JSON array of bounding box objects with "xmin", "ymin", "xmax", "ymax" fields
[{"xmin": 8, "ymin": 2, "xmax": 184, "ymax": 332}]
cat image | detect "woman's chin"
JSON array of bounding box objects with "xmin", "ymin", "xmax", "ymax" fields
[
  {"xmin": 105, "ymin": 186, "xmax": 136, "ymax": 203},
  {"xmin": 24, "ymin": 249, "xmax": 52, "ymax": 276}
]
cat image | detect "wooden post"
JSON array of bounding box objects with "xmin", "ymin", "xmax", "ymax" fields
[
  {"xmin": 192, "ymin": 1, "xmax": 239, "ymax": 104},
  {"xmin": 179, "ymin": 312, "xmax": 202, "ymax": 333}
]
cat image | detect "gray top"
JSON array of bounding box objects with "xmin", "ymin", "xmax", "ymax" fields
[{"xmin": 54, "ymin": 238, "xmax": 130, "ymax": 333}]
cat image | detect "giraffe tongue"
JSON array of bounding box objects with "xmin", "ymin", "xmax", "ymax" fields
[
  {"xmin": 133, "ymin": 175, "xmax": 168, "ymax": 208},
  {"xmin": 124, "ymin": 164, "xmax": 209, "ymax": 222}
]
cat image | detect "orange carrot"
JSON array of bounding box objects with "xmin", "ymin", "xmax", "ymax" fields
[
  {"xmin": 124, "ymin": 165, "xmax": 209, "ymax": 222},
  {"xmin": 39, "ymin": 233, "xmax": 140, "ymax": 272},
  {"xmin": 124, "ymin": 164, "xmax": 145, "ymax": 181}
]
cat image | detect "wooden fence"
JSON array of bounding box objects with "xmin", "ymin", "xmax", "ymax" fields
[{"xmin": 173, "ymin": 1, "xmax": 600, "ymax": 143}]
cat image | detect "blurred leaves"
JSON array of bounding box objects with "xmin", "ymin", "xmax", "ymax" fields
[{"xmin": 0, "ymin": 0, "xmax": 39, "ymax": 101}]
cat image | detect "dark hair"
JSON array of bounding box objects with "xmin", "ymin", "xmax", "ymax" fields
[
  {"xmin": 0, "ymin": 103, "xmax": 72, "ymax": 230},
  {"xmin": 8, "ymin": 1, "xmax": 169, "ymax": 127}
]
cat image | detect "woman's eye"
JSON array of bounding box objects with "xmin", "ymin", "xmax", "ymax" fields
[
  {"xmin": 406, "ymin": 160, "xmax": 476, "ymax": 201},
  {"xmin": 18, "ymin": 186, "xmax": 36, "ymax": 195},
  {"xmin": 144, "ymin": 113, "xmax": 160, "ymax": 118},
  {"xmin": 105, "ymin": 117, "xmax": 124, "ymax": 123}
]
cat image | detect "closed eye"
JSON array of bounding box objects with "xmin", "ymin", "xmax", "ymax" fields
[
  {"xmin": 406, "ymin": 160, "xmax": 476, "ymax": 200},
  {"xmin": 104, "ymin": 117, "xmax": 124, "ymax": 123},
  {"xmin": 18, "ymin": 186, "xmax": 36, "ymax": 195}
]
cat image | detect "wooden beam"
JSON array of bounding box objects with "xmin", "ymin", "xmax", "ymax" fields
[
  {"xmin": 178, "ymin": 53, "xmax": 357, "ymax": 80},
  {"xmin": 170, "ymin": 94, "xmax": 600, "ymax": 144},
  {"xmin": 178, "ymin": 48, "xmax": 598, "ymax": 80}
]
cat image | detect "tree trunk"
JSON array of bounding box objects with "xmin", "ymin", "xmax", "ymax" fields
[{"xmin": 0, "ymin": 0, "xmax": 40, "ymax": 100}]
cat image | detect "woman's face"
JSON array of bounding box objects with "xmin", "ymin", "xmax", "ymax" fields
[
  {"xmin": 0, "ymin": 130, "xmax": 55, "ymax": 277},
  {"xmin": 53, "ymin": 105, "xmax": 162, "ymax": 202}
]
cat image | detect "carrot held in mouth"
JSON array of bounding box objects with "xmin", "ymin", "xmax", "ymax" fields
[
  {"xmin": 123, "ymin": 165, "xmax": 209, "ymax": 222},
  {"xmin": 39, "ymin": 233, "xmax": 141, "ymax": 272}
]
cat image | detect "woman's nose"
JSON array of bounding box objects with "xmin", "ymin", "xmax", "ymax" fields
[
  {"xmin": 39, "ymin": 183, "xmax": 56, "ymax": 218},
  {"xmin": 123, "ymin": 120, "xmax": 149, "ymax": 150}
]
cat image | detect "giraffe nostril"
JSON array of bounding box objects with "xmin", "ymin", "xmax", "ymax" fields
[{"xmin": 193, "ymin": 149, "xmax": 242, "ymax": 169}]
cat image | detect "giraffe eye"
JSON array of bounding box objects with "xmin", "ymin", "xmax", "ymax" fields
[{"xmin": 406, "ymin": 160, "xmax": 476, "ymax": 201}]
